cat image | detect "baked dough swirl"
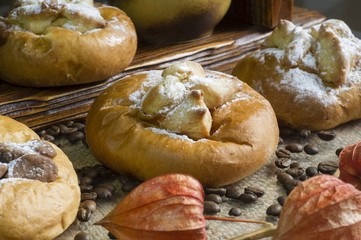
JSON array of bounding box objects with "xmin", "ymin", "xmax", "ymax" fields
[
  {"xmin": 0, "ymin": 0, "xmax": 137, "ymax": 87},
  {"xmin": 86, "ymin": 61, "xmax": 279, "ymax": 187}
]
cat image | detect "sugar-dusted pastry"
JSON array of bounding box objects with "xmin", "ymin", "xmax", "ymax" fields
[
  {"xmin": 0, "ymin": 114, "xmax": 80, "ymax": 240},
  {"xmin": 0, "ymin": 0, "xmax": 137, "ymax": 87},
  {"xmin": 233, "ymin": 19, "xmax": 361, "ymax": 131},
  {"xmin": 86, "ymin": 61, "xmax": 279, "ymax": 187}
]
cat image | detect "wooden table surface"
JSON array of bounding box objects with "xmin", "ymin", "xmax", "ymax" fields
[{"xmin": 0, "ymin": 7, "xmax": 325, "ymax": 130}]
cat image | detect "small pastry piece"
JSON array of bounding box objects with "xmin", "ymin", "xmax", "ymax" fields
[
  {"xmin": 0, "ymin": 115, "xmax": 80, "ymax": 240},
  {"xmin": 86, "ymin": 61, "xmax": 279, "ymax": 187},
  {"xmin": 0, "ymin": 0, "xmax": 137, "ymax": 87},
  {"xmin": 233, "ymin": 19, "xmax": 361, "ymax": 131}
]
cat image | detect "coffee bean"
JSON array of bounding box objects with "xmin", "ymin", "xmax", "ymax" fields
[
  {"xmin": 95, "ymin": 187, "xmax": 112, "ymax": 199},
  {"xmin": 285, "ymin": 143, "xmax": 303, "ymax": 153},
  {"xmin": 304, "ymin": 144, "xmax": 318, "ymax": 155},
  {"xmin": 275, "ymin": 158, "xmax": 292, "ymax": 168},
  {"xmin": 79, "ymin": 200, "xmax": 97, "ymax": 213},
  {"xmin": 80, "ymin": 184, "xmax": 93, "ymax": 193},
  {"xmin": 0, "ymin": 164, "xmax": 7, "ymax": 179},
  {"xmin": 37, "ymin": 129, "xmax": 47, "ymax": 138},
  {"xmin": 77, "ymin": 208, "xmax": 92, "ymax": 222},
  {"xmin": 266, "ymin": 204, "xmax": 282, "ymax": 217},
  {"xmin": 68, "ymin": 131, "xmax": 85, "ymax": 143},
  {"xmin": 276, "ymin": 148, "xmax": 291, "ymax": 158},
  {"xmin": 205, "ymin": 187, "xmax": 227, "ymax": 197},
  {"xmin": 64, "ymin": 120, "xmax": 74, "ymax": 127},
  {"xmin": 244, "ymin": 187, "xmax": 265, "ymax": 198},
  {"xmin": 277, "ymin": 196, "xmax": 287, "ymax": 206},
  {"xmin": 239, "ymin": 192, "xmax": 257, "ymax": 203},
  {"xmin": 0, "ymin": 151, "xmax": 12, "ymax": 163},
  {"xmin": 335, "ymin": 148, "xmax": 343, "ymax": 157},
  {"xmin": 289, "ymin": 162, "xmax": 300, "ymax": 168},
  {"xmin": 74, "ymin": 232, "xmax": 91, "ymax": 240},
  {"xmin": 72, "ymin": 122, "xmax": 85, "ymax": 131},
  {"xmin": 317, "ymin": 131, "xmax": 336, "ymax": 141},
  {"xmin": 229, "ymin": 207, "xmax": 242, "ymax": 216},
  {"xmin": 318, "ymin": 161, "xmax": 338, "ymax": 174},
  {"xmin": 83, "ymin": 166, "xmax": 100, "ymax": 179},
  {"xmin": 62, "ymin": 127, "xmax": 78, "ymax": 136},
  {"xmin": 286, "ymin": 167, "xmax": 304, "ymax": 178},
  {"xmin": 46, "ymin": 125, "xmax": 60, "ymax": 137},
  {"xmin": 79, "ymin": 176, "xmax": 94, "ymax": 185},
  {"xmin": 277, "ymin": 172, "xmax": 293, "ymax": 184},
  {"xmin": 299, "ymin": 174, "xmax": 308, "ymax": 181},
  {"xmin": 10, "ymin": 154, "xmax": 58, "ymax": 182},
  {"xmin": 299, "ymin": 129, "xmax": 311, "ymax": 138},
  {"xmin": 121, "ymin": 181, "xmax": 140, "ymax": 192},
  {"xmin": 225, "ymin": 187, "xmax": 241, "ymax": 199},
  {"xmin": 98, "ymin": 182, "xmax": 116, "ymax": 194},
  {"xmin": 205, "ymin": 194, "xmax": 222, "ymax": 204},
  {"xmin": 306, "ymin": 166, "xmax": 319, "ymax": 177},
  {"xmin": 118, "ymin": 174, "xmax": 133, "ymax": 184},
  {"xmin": 279, "ymin": 126, "xmax": 296, "ymax": 137},
  {"xmin": 43, "ymin": 134, "xmax": 55, "ymax": 142},
  {"xmin": 108, "ymin": 232, "xmax": 117, "ymax": 239},
  {"xmin": 282, "ymin": 179, "xmax": 301, "ymax": 190},
  {"xmin": 81, "ymin": 192, "xmax": 97, "ymax": 201},
  {"xmin": 203, "ymin": 201, "xmax": 220, "ymax": 214}
]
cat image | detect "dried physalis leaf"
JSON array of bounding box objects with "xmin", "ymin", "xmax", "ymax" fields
[
  {"xmin": 273, "ymin": 174, "xmax": 361, "ymax": 240},
  {"xmin": 339, "ymin": 141, "xmax": 361, "ymax": 190},
  {"xmin": 96, "ymin": 173, "xmax": 207, "ymax": 240}
]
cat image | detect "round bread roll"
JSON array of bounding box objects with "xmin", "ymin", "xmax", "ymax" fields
[
  {"xmin": 0, "ymin": 0, "xmax": 137, "ymax": 87},
  {"xmin": 0, "ymin": 115, "xmax": 80, "ymax": 240},
  {"xmin": 86, "ymin": 61, "xmax": 279, "ymax": 187},
  {"xmin": 233, "ymin": 19, "xmax": 361, "ymax": 131}
]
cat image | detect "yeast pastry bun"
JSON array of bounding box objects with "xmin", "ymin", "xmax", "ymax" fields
[
  {"xmin": 86, "ymin": 61, "xmax": 279, "ymax": 187},
  {"xmin": 0, "ymin": 114, "xmax": 80, "ymax": 240},
  {"xmin": 0, "ymin": 0, "xmax": 137, "ymax": 87},
  {"xmin": 233, "ymin": 19, "xmax": 361, "ymax": 131}
]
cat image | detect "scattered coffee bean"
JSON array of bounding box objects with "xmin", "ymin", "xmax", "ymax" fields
[
  {"xmin": 46, "ymin": 125, "xmax": 60, "ymax": 137},
  {"xmin": 121, "ymin": 181, "xmax": 141, "ymax": 192},
  {"xmin": 225, "ymin": 187, "xmax": 241, "ymax": 199},
  {"xmin": 80, "ymin": 184, "xmax": 94, "ymax": 193},
  {"xmin": 275, "ymin": 158, "xmax": 292, "ymax": 168},
  {"xmin": 304, "ymin": 144, "xmax": 318, "ymax": 155},
  {"xmin": 81, "ymin": 192, "xmax": 97, "ymax": 201},
  {"xmin": 285, "ymin": 143, "xmax": 303, "ymax": 153},
  {"xmin": 335, "ymin": 148, "xmax": 343, "ymax": 157},
  {"xmin": 229, "ymin": 207, "xmax": 242, "ymax": 216},
  {"xmin": 317, "ymin": 131, "xmax": 336, "ymax": 141},
  {"xmin": 64, "ymin": 120, "xmax": 74, "ymax": 127},
  {"xmin": 0, "ymin": 164, "xmax": 7, "ymax": 179},
  {"xmin": 37, "ymin": 129, "xmax": 47, "ymax": 138},
  {"xmin": 72, "ymin": 122, "xmax": 85, "ymax": 131},
  {"xmin": 80, "ymin": 200, "xmax": 97, "ymax": 213},
  {"xmin": 205, "ymin": 194, "xmax": 222, "ymax": 204},
  {"xmin": 289, "ymin": 162, "xmax": 300, "ymax": 168},
  {"xmin": 68, "ymin": 131, "xmax": 85, "ymax": 143},
  {"xmin": 285, "ymin": 185, "xmax": 296, "ymax": 195},
  {"xmin": 318, "ymin": 161, "xmax": 338, "ymax": 174},
  {"xmin": 266, "ymin": 204, "xmax": 282, "ymax": 217},
  {"xmin": 98, "ymin": 182, "xmax": 116, "ymax": 194},
  {"xmin": 83, "ymin": 166, "xmax": 100, "ymax": 179},
  {"xmin": 286, "ymin": 167, "xmax": 304, "ymax": 178},
  {"xmin": 62, "ymin": 127, "xmax": 78, "ymax": 136},
  {"xmin": 74, "ymin": 232, "xmax": 91, "ymax": 240},
  {"xmin": 279, "ymin": 127, "xmax": 296, "ymax": 137},
  {"xmin": 108, "ymin": 232, "xmax": 117, "ymax": 239},
  {"xmin": 299, "ymin": 129, "xmax": 311, "ymax": 138},
  {"xmin": 77, "ymin": 208, "xmax": 92, "ymax": 222},
  {"xmin": 79, "ymin": 176, "xmax": 94, "ymax": 185},
  {"xmin": 203, "ymin": 201, "xmax": 221, "ymax": 214},
  {"xmin": 244, "ymin": 187, "xmax": 265, "ymax": 198},
  {"xmin": 276, "ymin": 148, "xmax": 291, "ymax": 158},
  {"xmin": 43, "ymin": 134, "xmax": 55, "ymax": 142},
  {"xmin": 277, "ymin": 172, "xmax": 294, "ymax": 184},
  {"xmin": 306, "ymin": 166, "xmax": 319, "ymax": 177},
  {"xmin": 205, "ymin": 187, "xmax": 227, "ymax": 197},
  {"xmin": 277, "ymin": 196, "xmax": 287, "ymax": 206},
  {"xmin": 282, "ymin": 179, "xmax": 301, "ymax": 190},
  {"xmin": 239, "ymin": 192, "xmax": 257, "ymax": 203},
  {"xmin": 118, "ymin": 174, "xmax": 133, "ymax": 184},
  {"xmin": 94, "ymin": 187, "xmax": 112, "ymax": 199},
  {"xmin": 299, "ymin": 174, "xmax": 308, "ymax": 181}
]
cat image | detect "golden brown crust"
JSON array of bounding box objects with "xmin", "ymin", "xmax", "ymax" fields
[
  {"xmin": 0, "ymin": 115, "xmax": 80, "ymax": 240},
  {"xmin": 85, "ymin": 70, "xmax": 279, "ymax": 187},
  {"xmin": 0, "ymin": 4, "xmax": 137, "ymax": 87},
  {"xmin": 233, "ymin": 19, "xmax": 361, "ymax": 131}
]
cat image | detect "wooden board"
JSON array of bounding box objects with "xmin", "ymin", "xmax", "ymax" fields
[{"xmin": 0, "ymin": 7, "xmax": 325, "ymax": 129}]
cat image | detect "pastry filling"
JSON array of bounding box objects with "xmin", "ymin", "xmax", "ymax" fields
[
  {"xmin": 138, "ymin": 61, "xmax": 243, "ymax": 140},
  {"xmin": 3, "ymin": 0, "xmax": 105, "ymax": 34},
  {"xmin": 0, "ymin": 139, "xmax": 58, "ymax": 183}
]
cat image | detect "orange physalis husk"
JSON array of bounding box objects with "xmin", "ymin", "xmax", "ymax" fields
[
  {"xmin": 95, "ymin": 173, "xmax": 207, "ymax": 240},
  {"xmin": 273, "ymin": 174, "xmax": 361, "ymax": 240},
  {"xmin": 339, "ymin": 141, "xmax": 361, "ymax": 189}
]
